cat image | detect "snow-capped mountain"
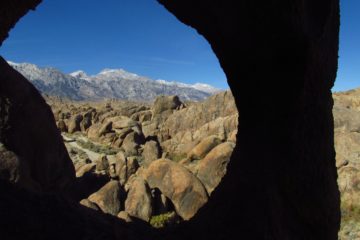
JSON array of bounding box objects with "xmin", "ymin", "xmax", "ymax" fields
[
  {"xmin": 155, "ymin": 79, "xmax": 221, "ymax": 94},
  {"xmin": 7, "ymin": 61, "xmax": 222, "ymax": 101},
  {"xmin": 95, "ymin": 68, "xmax": 143, "ymax": 81},
  {"xmin": 69, "ymin": 70, "xmax": 90, "ymax": 81},
  {"xmin": 191, "ymin": 83, "xmax": 222, "ymax": 94}
]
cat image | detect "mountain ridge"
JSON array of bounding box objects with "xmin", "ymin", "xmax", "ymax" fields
[{"xmin": 7, "ymin": 61, "xmax": 223, "ymax": 102}]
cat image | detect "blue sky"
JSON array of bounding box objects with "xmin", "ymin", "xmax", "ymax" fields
[
  {"xmin": 0, "ymin": 0, "xmax": 358, "ymax": 91},
  {"xmin": 336, "ymin": 0, "xmax": 360, "ymax": 91}
]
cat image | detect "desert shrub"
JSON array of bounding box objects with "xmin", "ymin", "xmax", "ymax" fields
[
  {"xmin": 167, "ymin": 152, "xmax": 187, "ymax": 162},
  {"xmin": 149, "ymin": 212, "xmax": 178, "ymax": 228},
  {"xmin": 68, "ymin": 146, "xmax": 87, "ymax": 158},
  {"xmin": 77, "ymin": 139, "xmax": 118, "ymax": 155}
]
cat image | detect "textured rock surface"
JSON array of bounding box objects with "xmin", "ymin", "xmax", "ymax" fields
[
  {"xmin": 161, "ymin": 91, "xmax": 236, "ymax": 137},
  {"xmin": 68, "ymin": 114, "xmax": 83, "ymax": 133},
  {"xmin": 159, "ymin": 93, "xmax": 238, "ymax": 155},
  {"xmin": 196, "ymin": 142, "xmax": 235, "ymax": 194},
  {"xmin": 96, "ymin": 155, "xmax": 109, "ymax": 172},
  {"xmin": 187, "ymin": 135, "xmax": 222, "ymax": 160},
  {"xmin": 57, "ymin": 120, "xmax": 68, "ymax": 132},
  {"xmin": 142, "ymin": 140, "xmax": 161, "ymax": 167},
  {"xmin": 122, "ymin": 132, "xmax": 144, "ymax": 156},
  {"xmin": 76, "ymin": 163, "xmax": 96, "ymax": 178},
  {"xmin": 80, "ymin": 112, "xmax": 92, "ymax": 131},
  {"xmin": 80, "ymin": 198, "xmax": 101, "ymax": 211},
  {"xmin": 144, "ymin": 159, "xmax": 208, "ymax": 220},
  {"xmin": 333, "ymin": 103, "xmax": 360, "ymax": 132},
  {"xmin": 111, "ymin": 154, "xmax": 139, "ymax": 185},
  {"xmin": 117, "ymin": 211, "xmax": 133, "ymax": 223},
  {"xmin": 151, "ymin": 95, "xmax": 182, "ymax": 115},
  {"xmin": 124, "ymin": 177, "xmax": 153, "ymax": 221},
  {"xmin": 332, "ymin": 88, "xmax": 360, "ymax": 238},
  {"xmin": 87, "ymin": 123, "xmax": 102, "ymax": 140},
  {"xmin": 88, "ymin": 180, "xmax": 123, "ymax": 216}
]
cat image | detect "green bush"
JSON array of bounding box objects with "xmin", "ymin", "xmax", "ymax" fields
[
  {"xmin": 77, "ymin": 139, "xmax": 118, "ymax": 155},
  {"xmin": 167, "ymin": 152, "xmax": 187, "ymax": 162},
  {"xmin": 149, "ymin": 212, "xmax": 177, "ymax": 228}
]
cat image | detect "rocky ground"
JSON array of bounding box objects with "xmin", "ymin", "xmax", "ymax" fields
[
  {"xmin": 46, "ymin": 88, "xmax": 360, "ymax": 236},
  {"xmin": 333, "ymin": 88, "xmax": 360, "ymax": 239},
  {"xmin": 47, "ymin": 90, "xmax": 237, "ymax": 227}
]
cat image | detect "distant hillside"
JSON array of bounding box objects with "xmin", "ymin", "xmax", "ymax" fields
[{"xmin": 8, "ymin": 61, "xmax": 222, "ymax": 101}]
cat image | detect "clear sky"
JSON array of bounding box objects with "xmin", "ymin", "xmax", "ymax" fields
[
  {"xmin": 336, "ymin": 0, "xmax": 360, "ymax": 91},
  {"xmin": 0, "ymin": 0, "xmax": 358, "ymax": 91}
]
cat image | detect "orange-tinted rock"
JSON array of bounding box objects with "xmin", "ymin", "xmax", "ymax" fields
[
  {"xmin": 197, "ymin": 142, "xmax": 235, "ymax": 194},
  {"xmin": 187, "ymin": 135, "xmax": 222, "ymax": 160},
  {"xmin": 125, "ymin": 177, "xmax": 153, "ymax": 221},
  {"xmin": 144, "ymin": 159, "xmax": 208, "ymax": 220},
  {"xmin": 88, "ymin": 180, "xmax": 124, "ymax": 216}
]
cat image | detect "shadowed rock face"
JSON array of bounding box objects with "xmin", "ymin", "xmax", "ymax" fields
[
  {"xmin": 0, "ymin": 0, "xmax": 340, "ymax": 240},
  {"xmin": 158, "ymin": 0, "xmax": 340, "ymax": 239},
  {"xmin": 0, "ymin": 0, "xmax": 41, "ymax": 47},
  {"xmin": 0, "ymin": 57, "xmax": 75, "ymax": 192}
]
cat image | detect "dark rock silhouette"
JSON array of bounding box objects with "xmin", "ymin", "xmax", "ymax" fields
[
  {"xmin": 0, "ymin": 0, "xmax": 41, "ymax": 47},
  {"xmin": 160, "ymin": 0, "xmax": 340, "ymax": 239},
  {"xmin": 0, "ymin": 0, "xmax": 340, "ymax": 239},
  {"xmin": 0, "ymin": 57, "xmax": 75, "ymax": 192},
  {"xmin": 157, "ymin": 0, "xmax": 340, "ymax": 239}
]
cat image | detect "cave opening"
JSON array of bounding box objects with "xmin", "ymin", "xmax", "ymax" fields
[
  {"xmin": 0, "ymin": 0, "xmax": 238, "ymax": 231},
  {"xmin": 0, "ymin": 0, "xmax": 343, "ymax": 239}
]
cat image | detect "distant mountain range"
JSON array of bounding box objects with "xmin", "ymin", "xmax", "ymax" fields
[{"xmin": 7, "ymin": 61, "xmax": 222, "ymax": 101}]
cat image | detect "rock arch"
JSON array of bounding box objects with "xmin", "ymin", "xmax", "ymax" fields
[{"xmin": 0, "ymin": 0, "xmax": 340, "ymax": 239}]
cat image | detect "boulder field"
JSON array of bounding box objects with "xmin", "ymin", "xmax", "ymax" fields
[
  {"xmin": 45, "ymin": 87, "xmax": 360, "ymax": 238},
  {"xmin": 48, "ymin": 91, "xmax": 238, "ymax": 224},
  {"xmin": 0, "ymin": 0, "xmax": 343, "ymax": 239}
]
